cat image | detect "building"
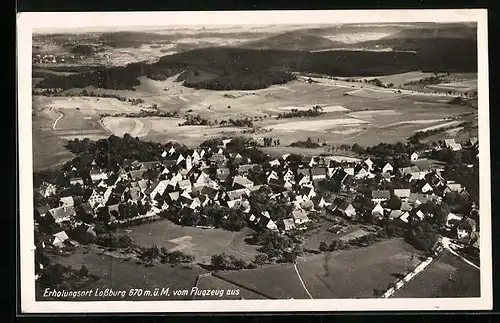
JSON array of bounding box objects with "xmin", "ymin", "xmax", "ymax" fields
[
  {"xmin": 371, "ymin": 190, "xmax": 391, "ymax": 203},
  {"xmin": 410, "ymin": 152, "xmax": 419, "ymax": 161},
  {"xmin": 232, "ymin": 176, "xmax": 254, "ymax": 189},
  {"xmin": 393, "ymin": 189, "xmax": 411, "ymax": 201},
  {"xmin": 382, "ymin": 163, "xmax": 394, "ymax": 174},
  {"xmin": 292, "ymin": 210, "xmax": 311, "ymax": 226}
]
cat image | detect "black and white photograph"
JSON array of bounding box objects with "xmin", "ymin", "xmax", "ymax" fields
[{"xmin": 17, "ymin": 9, "xmax": 492, "ymax": 312}]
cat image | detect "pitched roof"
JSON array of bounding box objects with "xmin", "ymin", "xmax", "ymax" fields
[
  {"xmin": 48, "ymin": 205, "xmax": 76, "ymax": 222},
  {"xmin": 129, "ymin": 169, "xmax": 146, "ymax": 181},
  {"xmin": 36, "ymin": 204, "xmax": 51, "ymax": 216},
  {"xmin": 408, "ymin": 193, "xmax": 429, "ymax": 204},
  {"xmin": 393, "ymin": 189, "xmax": 411, "ymax": 198},
  {"xmin": 226, "ymin": 189, "xmax": 247, "ymax": 201},
  {"xmin": 311, "ymin": 167, "xmax": 327, "ymax": 176},
  {"xmin": 60, "ymin": 196, "xmax": 74, "ymax": 205},
  {"xmin": 233, "ymin": 176, "xmax": 254, "ymax": 187},
  {"xmin": 292, "ymin": 210, "xmax": 309, "ymax": 222},
  {"xmin": 238, "ymin": 164, "xmax": 258, "ymax": 173},
  {"xmin": 53, "ymin": 231, "xmax": 69, "ymax": 242},
  {"xmin": 372, "ymin": 190, "xmax": 390, "ymax": 199}
]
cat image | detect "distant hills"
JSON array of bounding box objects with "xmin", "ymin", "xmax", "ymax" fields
[{"xmin": 238, "ymin": 30, "xmax": 346, "ymax": 51}]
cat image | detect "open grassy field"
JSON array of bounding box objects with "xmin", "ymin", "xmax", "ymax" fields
[
  {"xmin": 118, "ymin": 219, "xmax": 260, "ymax": 264},
  {"xmin": 394, "ymin": 250, "xmax": 480, "ymax": 298},
  {"xmin": 31, "ymin": 70, "xmax": 477, "ymax": 169},
  {"xmin": 42, "ymin": 247, "xmax": 206, "ymax": 301},
  {"xmin": 213, "ymin": 238, "xmax": 423, "ymax": 299},
  {"xmin": 296, "ymin": 238, "xmax": 424, "ymax": 298}
]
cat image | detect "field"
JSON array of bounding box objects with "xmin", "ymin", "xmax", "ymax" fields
[
  {"xmin": 194, "ymin": 275, "xmax": 268, "ymax": 300},
  {"xmin": 214, "ymin": 238, "xmax": 424, "ymax": 299},
  {"xmin": 394, "ymin": 250, "xmax": 480, "ymax": 298},
  {"xmin": 41, "ymin": 247, "xmax": 206, "ymax": 301},
  {"xmin": 32, "ymin": 71, "xmax": 478, "ymax": 169},
  {"xmin": 118, "ymin": 219, "xmax": 261, "ymax": 264}
]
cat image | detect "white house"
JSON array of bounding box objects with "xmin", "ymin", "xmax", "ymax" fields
[
  {"xmin": 446, "ymin": 212, "xmax": 463, "ymax": 228},
  {"xmin": 292, "ymin": 210, "xmax": 311, "ymax": 226},
  {"xmin": 410, "ymin": 152, "xmax": 419, "ymax": 161},
  {"xmin": 421, "ymin": 182, "xmax": 434, "ymax": 194},
  {"xmin": 282, "ymin": 218, "xmax": 296, "ymax": 231},
  {"xmin": 382, "ymin": 163, "xmax": 394, "ymax": 174},
  {"xmin": 372, "ymin": 203, "xmax": 385, "ymax": 218},
  {"xmin": 266, "ymin": 219, "xmax": 278, "ymax": 231},
  {"xmin": 269, "ymin": 159, "xmax": 281, "ymax": 167},
  {"xmin": 364, "ymin": 158, "xmax": 374, "ymax": 171}
]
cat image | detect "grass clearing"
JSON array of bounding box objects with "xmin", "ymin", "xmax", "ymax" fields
[
  {"xmin": 194, "ymin": 275, "xmax": 268, "ymax": 300},
  {"xmin": 42, "ymin": 247, "xmax": 205, "ymax": 301},
  {"xmin": 264, "ymin": 118, "xmax": 369, "ymax": 132},
  {"xmin": 118, "ymin": 219, "xmax": 260, "ymax": 264},
  {"xmin": 394, "ymin": 250, "xmax": 480, "ymax": 298}
]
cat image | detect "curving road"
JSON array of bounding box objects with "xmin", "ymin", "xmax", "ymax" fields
[
  {"xmin": 441, "ymin": 237, "xmax": 480, "ymax": 270},
  {"xmin": 52, "ymin": 110, "xmax": 64, "ymax": 130}
]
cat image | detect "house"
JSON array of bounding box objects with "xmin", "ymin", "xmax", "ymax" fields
[
  {"xmin": 87, "ymin": 190, "xmax": 104, "ymax": 208},
  {"xmin": 69, "ymin": 177, "xmax": 84, "ymax": 186},
  {"xmin": 201, "ymin": 186, "xmax": 220, "ymax": 201},
  {"xmin": 177, "ymin": 179, "xmax": 193, "ymax": 193},
  {"xmin": 48, "ymin": 205, "xmax": 76, "ymax": 223},
  {"xmin": 344, "ymin": 167, "xmax": 355, "ymax": 176},
  {"xmin": 419, "ymin": 182, "xmax": 434, "ymax": 194},
  {"xmin": 363, "ymin": 158, "xmax": 374, "ymax": 171},
  {"xmin": 372, "ymin": 203, "xmax": 385, "ymax": 219},
  {"xmin": 446, "ymin": 212, "xmax": 463, "ymax": 228},
  {"xmin": 415, "ymin": 210, "xmax": 425, "ymax": 221},
  {"xmin": 80, "ymin": 203, "xmax": 94, "ymax": 217},
  {"xmin": 266, "ymin": 171, "xmax": 280, "ymax": 183},
  {"xmin": 269, "ymin": 159, "xmax": 281, "ymax": 167},
  {"xmin": 52, "ymin": 231, "xmax": 69, "ymax": 248},
  {"xmin": 141, "ymin": 161, "xmax": 161, "ymax": 170},
  {"xmin": 457, "ymin": 218, "xmax": 477, "ymax": 240},
  {"xmin": 354, "ymin": 166, "xmax": 369, "ymax": 179},
  {"xmin": 388, "ymin": 210, "xmax": 404, "ymax": 220},
  {"xmin": 168, "ymin": 146, "xmax": 176, "ymax": 156},
  {"xmin": 408, "ymin": 193, "xmax": 429, "ymax": 207},
  {"xmin": 35, "ymin": 204, "xmax": 51, "ymax": 219},
  {"xmin": 90, "ymin": 171, "xmax": 108, "ymax": 182},
  {"xmin": 449, "ymin": 143, "xmax": 462, "ymax": 151},
  {"xmin": 371, "ymin": 190, "xmax": 391, "ymax": 203},
  {"xmin": 382, "ymin": 163, "xmax": 394, "ymax": 174},
  {"xmin": 216, "ymin": 168, "xmax": 231, "ymax": 182},
  {"xmin": 444, "ymin": 138, "xmax": 457, "ymax": 148},
  {"xmin": 299, "ymin": 186, "xmax": 316, "ymax": 200},
  {"xmin": 410, "ymin": 152, "xmax": 419, "ymax": 161},
  {"xmin": 137, "ymin": 179, "xmax": 149, "ymax": 193},
  {"xmin": 469, "ymin": 137, "xmax": 478, "ymax": 147},
  {"xmin": 150, "ymin": 180, "xmax": 169, "ymax": 200},
  {"xmin": 443, "ymin": 183, "xmax": 463, "ymax": 195},
  {"xmin": 330, "ymin": 197, "xmax": 356, "ymax": 219},
  {"xmin": 59, "ymin": 196, "xmax": 75, "ymax": 207},
  {"xmin": 282, "ymin": 218, "xmax": 296, "ymax": 231},
  {"xmin": 397, "ymin": 211, "xmax": 411, "ymax": 224},
  {"xmin": 232, "ymin": 176, "xmax": 254, "ymax": 189},
  {"xmin": 39, "ymin": 182, "xmax": 57, "ymax": 198},
  {"xmin": 331, "ymin": 169, "xmax": 349, "ymax": 185},
  {"xmin": 238, "ymin": 164, "xmax": 258, "ymax": 175},
  {"xmin": 265, "ymin": 219, "xmax": 278, "ymax": 231},
  {"xmin": 400, "ymin": 201, "xmax": 412, "ymax": 212},
  {"xmin": 311, "ymin": 167, "xmax": 327, "ymax": 180},
  {"xmin": 399, "ymin": 166, "xmax": 420, "ymax": 177},
  {"xmin": 283, "ymin": 169, "xmax": 295, "ymax": 183},
  {"xmin": 117, "ymin": 167, "xmax": 129, "ymax": 180},
  {"xmin": 176, "ymin": 154, "xmax": 186, "ymax": 165},
  {"xmin": 222, "ymin": 138, "xmax": 232, "ymax": 147},
  {"xmin": 129, "ymin": 169, "xmax": 146, "ymax": 181},
  {"xmin": 393, "ymin": 189, "xmax": 411, "ymax": 201},
  {"xmin": 292, "ymin": 210, "xmax": 310, "ymax": 226},
  {"xmin": 302, "ymin": 156, "xmax": 316, "ymax": 168}
]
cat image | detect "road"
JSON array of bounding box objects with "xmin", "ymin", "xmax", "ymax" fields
[
  {"xmin": 293, "ymin": 261, "xmax": 314, "ymax": 299},
  {"xmin": 52, "ymin": 109, "xmax": 64, "ymax": 130},
  {"xmin": 441, "ymin": 237, "xmax": 480, "ymax": 270}
]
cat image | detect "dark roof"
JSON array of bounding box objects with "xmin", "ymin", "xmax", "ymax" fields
[
  {"xmin": 105, "ymin": 173, "xmax": 119, "ymax": 186},
  {"xmin": 297, "ymin": 168, "xmax": 310, "ymax": 176},
  {"xmin": 311, "ymin": 167, "xmax": 327, "ymax": 176},
  {"xmin": 81, "ymin": 203, "xmax": 94, "ymax": 214},
  {"xmin": 129, "ymin": 169, "xmax": 146, "ymax": 181},
  {"xmin": 48, "ymin": 205, "xmax": 76, "ymax": 222},
  {"xmin": 36, "ymin": 204, "xmax": 51, "ymax": 216},
  {"xmin": 141, "ymin": 161, "xmax": 161, "ymax": 169}
]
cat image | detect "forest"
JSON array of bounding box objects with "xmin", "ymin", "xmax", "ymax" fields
[{"xmin": 34, "ymin": 42, "xmax": 477, "ymax": 91}]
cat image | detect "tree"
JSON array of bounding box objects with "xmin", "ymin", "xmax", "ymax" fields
[
  {"xmin": 79, "ymin": 265, "xmax": 89, "ymax": 276},
  {"xmin": 387, "ymin": 194, "xmax": 402, "ymax": 210},
  {"xmin": 253, "ymin": 254, "xmax": 268, "ymax": 267},
  {"xmin": 319, "ymin": 241, "xmax": 328, "ymax": 253}
]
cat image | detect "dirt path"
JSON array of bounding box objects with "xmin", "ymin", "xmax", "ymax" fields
[
  {"xmin": 52, "ymin": 110, "xmax": 64, "ymax": 130},
  {"xmin": 293, "ymin": 261, "xmax": 314, "ymax": 299}
]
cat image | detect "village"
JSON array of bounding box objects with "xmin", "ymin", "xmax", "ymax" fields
[{"xmin": 33, "ymin": 132, "xmax": 480, "ymax": 275}]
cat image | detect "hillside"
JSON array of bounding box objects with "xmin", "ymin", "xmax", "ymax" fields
[
  {"xmin": 239, "ymin": 30, "xmax": 345, "ymax": 51},
  {"xmin": 35, "ymin": 42, "xmax": 477, "ymax": 92}
]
